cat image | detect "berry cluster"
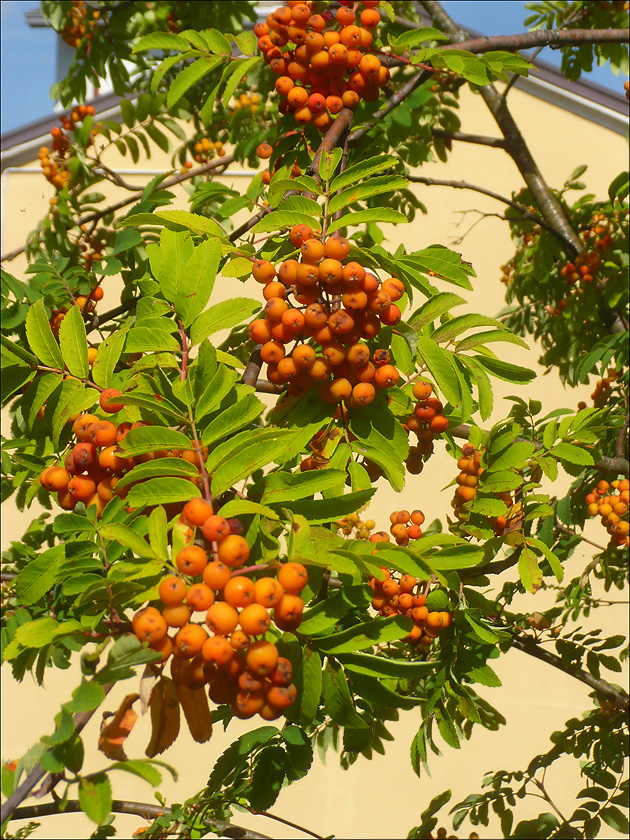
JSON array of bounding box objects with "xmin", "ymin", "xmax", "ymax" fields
[
  {"xmin": 48, "ymin": 286, "xmax": 104, "ymax": 338},
  {"xmin": 60, "ymin": 0, "xmax": 100, "ymax": 48},
  {"xmin": 181, "ymin": 137, "xmax": 226, "ymax": 172},
  {"xmin": 585, "ymin": 479, "xmax": 629, "ymax": 548},
  {"xmin": 39, "ymin": 107, "xmax": 95, "ymax": 191},
  {"xmin": 450, "ymin": 444, "xmax": 512, "ymax": 533},
  {"xmin": 256, "ymin": 0, "xmax": 387, "ymax": 134},
  {"xmin": 334, "ymin": 508, "xmax": 425, "ymax": 545},
  {"xmin": 368, "ymin": 571, "xmax": 452, "ymax": 646},
  {"xmin": 232, "ymin": 92, "xmax": 262, "ymax": 113},
  {"xmin": 256, "ymin": 136, "xmax": 306, "ymax": 184},
  {"xmin": 133, "ymin": 497, "xmax": 308, "ymax": 721},
  {"xmin": 248, "ymin": 225, "xmax": 404, "ymax": 407},
  {"xmin": 577, "ymin": 370, "xmax": 620, "ymax": 410},
  {"xmin": 400, "ymin": 380, "xmax": 450, "ymax": 476},
  {"xmin": 38, "ymin": 406, "xmax": 204, "ymax": 516}
]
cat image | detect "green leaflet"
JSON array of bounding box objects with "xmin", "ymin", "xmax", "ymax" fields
[
  {"xmin": 262, "ymin": 468, "xmax": 347, "ymax": 505},
  {"xmin": 201, "ymin": 393, "xmax": 265, "ymax": 446},
  {"xmin": 115, "ymin": 458, "xmax": 199, "ymax": 489},
  {"xmin": 328, "ymin": 175, "xmax": 409, "ymax": 215},
  {"xmin": 329, "ymin": 154, "xmax": 400, "ymax": 192},
  {"xmin": 25, "ymin": 299, "xmax": 64, "ymax": 370},
  {"xmin": 315, "ymin": 615, "xmax": 413, "ymax": 654},
  {"xmin": 211, "ymin": 431, "xmax": 301, "ymax": 496},
  {"xmin": 167, "ymin": 55, "xmax": 224, "ymax": 108},
  {"xmin": 322, "ymin": 660, "xmax": 367, "ymax": 728},
  {"xmin": 175, "ymin": 238, "xmax": 222, "ymax": 327},
  {"xmin": 221, "ymin": 56, "xmax": 262, "ymax": 108},
  {"xmin": 248, "ymin": 211, "xmax": 322, "ymax": 235},
  {"xmin": 118, "ymin": 426, "xmax": 192, "ymax": 457},
  {"xmin": 415, "ymin": 336, "xmax": 461, "ymax": 407},
  {"xmin": 91, "ymin": 329, "xmax": 128, "ymax": 389},
  {"xmin": 190, "ymin": 298, "xmax": 261, "ymax": 345},
  {"xmin": 16, "ymin": 545, "xmax": 66, "ymax": 606},
  {"xmin": 455, "ymin": 329, "xmax": 529, "ymax": 352},
  {"xmin": 432, "ymin": 314, "xmax": 507, "ymax": 344},
  {"xmin": 58, "ymin": 305, "xmax": 88, "ymax": 378},
  {"xmin": 409, "ymin": 292, "xmax": 467, "ymax": 331}
]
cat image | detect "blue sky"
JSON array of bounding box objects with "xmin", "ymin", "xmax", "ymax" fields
[{"xmin": 1, "ymin": 1, "xmax": 626, "ymax": 135}]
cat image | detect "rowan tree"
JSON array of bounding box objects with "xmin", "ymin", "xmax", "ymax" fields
[{"xmin": 1, "ymin": 1, "xmax": 629, "ymax": 838}]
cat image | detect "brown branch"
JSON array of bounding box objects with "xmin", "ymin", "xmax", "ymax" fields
[
  {"xmin": 510, "ymin": 634, "xmax": 629, "ymax": 709},
  {"xmin": 242, "ymin": 346, "xmax": 263, "ymax": 388},
  {"xmin": 10, "ymin": 800, "xmax": 272, "ymax": 839},
  {"xmin": 309, "ymin": 107, "xmax": 355, "ymax": 182},
  {"xmin": 421, "ymin": 1, "xmax": 581, "ymax": 253},
  {"xmin": 347, "ymin": 69, "xmax": 431, "ymax": 146},
  {"xmin": 615, "ymin": 413, "xmax": 629, "ymax": 460},
  {"xmin": 450, "ymin": 423, "xmax": 629, "ymax": 476},
  {"xmin": 443, "ymin": 27, "xmax": 630, "ymax": 56},
  {"xmin": 407, "ymin": 174, "xmax": 565, "ymax": 242},
  {"xmin": 255, "ymin": 378, "xmax": 285, "ymax": 394},
  {"xmin": 229, "ymin": 206, "xmax": 272, "ymax": 242},
  {"xmin": 431, "ymin": 127, "xmax": 506, "ymax": 148},
  {"xmin": 0, "ymin": 155, "xmax": 235, "ymax": 264},
  {"xmin": 1, "ymin": 683, "xmax": 115, "ymax": 825}
]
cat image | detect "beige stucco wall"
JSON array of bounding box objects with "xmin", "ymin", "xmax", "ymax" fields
[{"xmin": 2, "ymin": 78, "xmax": 628, "ymax": 839}]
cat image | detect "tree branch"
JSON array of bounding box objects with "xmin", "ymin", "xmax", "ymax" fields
[
  {"xmin": 431, "ymin": 127, "xmax": 506, "ymax": 148},
  {"xmin": 510, "ymin": 634, "xmax": 629, "ymax": 708},
  {"xmin": 406, "ymin": 173, "xmax": 566, "ymax": 242},
  {"xmin": 1, "ymin": 683, "xmax": 115, "ymax": 825},
  {"xmin": 1, "ymin": 155, "xmax": 235, "ymax": 264},
  {"xmin": 444, "ymin": 27, "xmax": 630, "ymax": 55},
  {"xmin": 347, "ymin": 69, "xmax": 432, "ymax": 146},
  {"xmin": 615, "ymin": 413, "xmax": 629, "ymax": 460},
  {"xmin": 10, "ymin": 800, "xmax": 272, "ymax": 839},
  {"xmin": 309, "ymin": 107, "xmax": 355, "ymax": 181}
]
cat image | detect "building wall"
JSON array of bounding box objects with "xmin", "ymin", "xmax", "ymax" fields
[{"xmin": 2, "ymin": 80, "xmax": 628, "ymax": 839}]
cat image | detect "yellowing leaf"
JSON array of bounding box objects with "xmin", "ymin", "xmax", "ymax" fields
[{"xmin": 98, "ymin": 693, "xmax": 139, "ymax": 760}]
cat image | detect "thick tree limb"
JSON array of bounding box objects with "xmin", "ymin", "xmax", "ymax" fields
[
  {"xmin": 0, "ymin": 683, "xmax": 115, "ymax": 825},
  {"xmin": 450, "ymin": 423, "xmax": 630, "ymax": 476},
  {"xmin": 10, "ymin": 800, "xmax": 272, "ymax": 839},
  {"xmin": 510, "ymin": 635, "xmax": 629, "ymax": 708},
  {"xmin": 444, "ymin": 27, "xmax": 630, "ymax": 55},
  {"xmin": 242, "ymin": 345, "xmax": 263, "ymax": 388}
]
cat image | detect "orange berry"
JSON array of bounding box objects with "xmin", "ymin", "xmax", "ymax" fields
[
  {"xmin": 159, "ymin": 576, "xmax": 187, "ymax": 606},
  {"xmin": 173, "ymin": 623, "xmax": 208, "ymax": 658},
  {"xmin": 186, "ymin": 583, "xmax": 215, "ymax": 611},
  {"xmin": 217, "ymin": 534, "xmax": 250, "ymax": 567},
  {"xmin": 176, "ymin": 545, "xmax": 208, "ymax": 576},
  {"xmin": 202, "ymin": 560, "xmax": 232, "ymax": 590},
  {"xmin": 245, "ymin": 640, "xmax": 279, "ymax": 676},
  {"xmin": 239, "ymin": 603, "xmax": 272, "ymax": 636},
  {"xmin": 224, "ymin": 576, "xmax": 256, "ymax": 608},
  {"xmin": 206, "ymin": 602, "xmax": 239, "ymax": 636}
]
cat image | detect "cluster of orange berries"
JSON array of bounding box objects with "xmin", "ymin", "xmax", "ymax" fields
[
  {"xmin": 38, "ymin": 402, "xmax": 205, "ymax": 516},
  {"xmin": 368, "ymin": 571, "xmax": 452, "ymax": 646},
  {"xmin": 585, "ymin": 479, "xmax": 630, "ymax": 548},
  {"xmin": 165, "ymin": 9, "xmax": 180, "ymax": 33},
  {"xmin": 400, "ymin": 380, "xmax": 450, "ymax": 476},
  {"xmin": 49, "ymin": 286, "xmax": 104, "ymax": 338},
  {"xmin": 335, "ymin": 508, "xmax": 426, "ymax": 545},
  {"xmin": 577, "ymin": 370, "xmax": 620, "ymax": 410},
  {"xmin": 255, "ymin": 135, "xmax": 306, "ymax": 184},
  {"xmin": 451, "ymin": 445, "xmax": 512, "ymax": 533},
  {"xmin": 256, "ymin": 0, "xmax": 388, "ymax": 133},
  {"xmin": 232, "ymin": 92, "xmax": 261, "ymax": 113},
  {"xmin": 60, "ymin": 0, "xmax": 100, "ymax": 48},
  {"xmin": 180, "ymin": 138, "xmax": 226, "ymax": 172},
  {"xmin": 248, "ymin": 225, "xmax": 404, "ymax": 408},
  {"xmin": 132, "ymin": 497, "xmax": 308, "ymax": 721},
  {"xmin": 39, "ymin": 107, "xmax": 95, "ymax": 191}
]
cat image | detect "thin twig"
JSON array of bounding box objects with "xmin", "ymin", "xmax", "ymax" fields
[
  {"xmin": 431, "ymin": 127, "xmax": 506, "ymax": 148},
  {"xmin": 510, "ymin": 634, "xmax": 629, "ymax": 708},
  {"xmin": 10, "ymin": 800, "xmax": 272, "ymax": 839},
  {"xmin": 407, "ymin": 174, "xmax": 564, "ymax": 243}
]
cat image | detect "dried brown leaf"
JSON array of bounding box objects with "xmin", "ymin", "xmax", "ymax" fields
[{"xmin": 145, "ymin": 677, "xmax": 180, "ymax": 758}]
